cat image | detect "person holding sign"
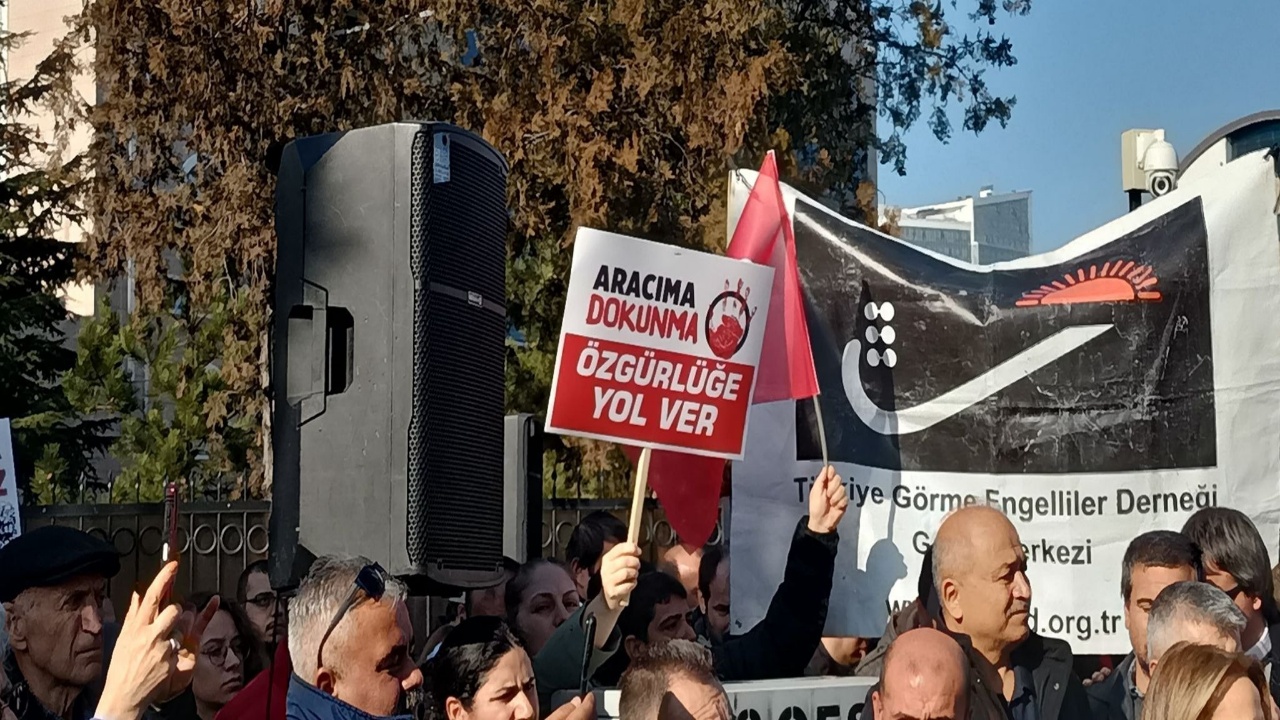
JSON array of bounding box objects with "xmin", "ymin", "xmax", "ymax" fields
[
  {"xmin": 535, "ymin": 465, "xmax": 846, "ymax": 702},
  {"xmin": 532, "ymin": 542, "xmax": 643, "ymax": 710}
]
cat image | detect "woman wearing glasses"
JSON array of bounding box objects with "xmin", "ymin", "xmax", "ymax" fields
[{"xmin": 146, "ymin": 593, "xmax": 265, "ymax": 720}]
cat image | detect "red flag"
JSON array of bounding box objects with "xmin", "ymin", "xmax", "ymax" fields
[
  {"xmin": 727, "ymin": 152, "xmax": 819, "ymax": 403},
  {"xmin": 623, "ymin": 446, "xmax": 725, "ymax": 548},
  {"xmin": 618, "ymin": 154, "xmax": 817, "ymax": 548}
]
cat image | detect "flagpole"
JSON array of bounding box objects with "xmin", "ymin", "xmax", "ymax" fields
[
  {"xmin": 813, "ymin": 396, "xmax": 830, "ymax": 469},
  {"xmin": 620, "ymin": 446, "xmax": 652, "ymax": 608}
]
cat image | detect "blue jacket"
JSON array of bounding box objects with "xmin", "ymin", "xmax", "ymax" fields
[{"xmin": 285, "ymin": 675, "xmax": 413, "ymax": 720}]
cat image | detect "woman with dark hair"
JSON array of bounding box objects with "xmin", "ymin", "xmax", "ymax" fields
[
  {"xmin": 428, "ymin": 617, "xmax": 538, "ymax": 720},
  {"xmin": 504, "ymin": 560, "xmax": 579, "ymax": 656},
  {"xmin": 146, "ymin": 592, "xmax": 266, "ymax": 720}
]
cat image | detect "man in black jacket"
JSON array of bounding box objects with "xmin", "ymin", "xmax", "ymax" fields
[
  {"xmin": 533, "ymin": 464, "xmax": 846, "ymax": 698},
  {"xmin": 931, "ymin": 506, "xmax": 1092, "ymax": 720},
  {"xmin": 1087, "ymin": 531, "xmax": 1201, "ymax": 720}
]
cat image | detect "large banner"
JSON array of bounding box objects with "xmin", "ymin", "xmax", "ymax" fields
[{"xmin": 730, "ymin": 153, "xmax": 1280, "ymax": 654}]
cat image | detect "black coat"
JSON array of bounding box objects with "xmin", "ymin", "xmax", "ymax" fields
[
  {"xmin": 706, "ymin": 516, "xmax": 840, "ymax": 682},
  {"xmin": 1265, "ymin": 622, "xmax": 1280, "ymax": 710},
  {"xmin": 1086, "ymin": 654, "xmax": 1137, "ymax": 720},
  {"xmin": 863, "ymin": 631, "xmax": 1091, "ymax": 720}
]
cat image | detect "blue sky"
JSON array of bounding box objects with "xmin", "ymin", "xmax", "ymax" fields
[{"xmin": 876, "ymin": 0, "xmax": 1280, "ymax": 253}]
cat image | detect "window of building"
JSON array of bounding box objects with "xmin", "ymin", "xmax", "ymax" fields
[{"xmin": 1228, "ymin": 122, "xmax": 1280, "ymax": 161}]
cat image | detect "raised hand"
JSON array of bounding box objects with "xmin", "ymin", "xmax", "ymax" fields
[
  {"xmin": 94, "ymin": 562, "xmax": 220, "ymax": 720},
  {"xmin": 599, "ymin": 541, "xmax": 642, "ymax": 611},
  {"xmin": 807, "ymin": 465, "xmax": 849, "ymax": 534},
  {"xmin": 156, "ymin": 593, "xmax": 220, "ymax": 702}
]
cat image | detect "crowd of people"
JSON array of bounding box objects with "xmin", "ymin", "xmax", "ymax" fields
[{"xmin": 1, "ymin": 468, "xmax": 1279, "ymax": 720}]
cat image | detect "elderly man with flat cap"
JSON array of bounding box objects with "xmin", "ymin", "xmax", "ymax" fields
[{"xmin": 1, "ymin": 525, "xmax": 120, "ymax": 720}]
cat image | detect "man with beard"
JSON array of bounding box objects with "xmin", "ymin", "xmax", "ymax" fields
[
  {"xmin": 0, "ymin": 526, "xmax": 120, "ymax": 720},
  {"xmin": 236, "ymin": 561, "xmax": 281, "ymax": 650}
]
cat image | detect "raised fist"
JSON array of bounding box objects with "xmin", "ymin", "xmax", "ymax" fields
[{"xmin": 807, "ymin": 465, "xmax": 849, "ymax": 534}]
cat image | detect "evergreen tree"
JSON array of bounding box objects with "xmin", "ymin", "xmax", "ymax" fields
[{"xmin": 0, "ymin": 18, "xmax": 110, "ymax": 503}]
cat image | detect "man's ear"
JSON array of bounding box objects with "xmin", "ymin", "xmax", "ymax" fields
[
  {"xmin": 1251, "ymin": 594, "xmax": 1264, "ymax": 614},
  {"xmin": 569, "ymin": 560, "xmax": 590, "ymax": 594},
  {"xmin": 315, "ymin": 667, "xmax": 337, "ymax": 696},
  {"xmin": 940, "ymin": 577, "xmax": 963, "ymax": 626},
  {"xmin": 871, "ymin": 689, "xmax": 884, "ymax": 720},
  {"xmin": 4, "ymin": 600, "xmax": 27, "ymax": 651},
  {"xmin": 445, "ymin": 696, "xmax": 468, "ymax": 720},
  {"xmin": 623, "ymin": 636, "xmax": 646, "ymax": 661}
]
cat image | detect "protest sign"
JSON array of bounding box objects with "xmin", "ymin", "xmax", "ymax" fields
[
  {"xmin": 546, "ymin": 228, "xmax": 774, "ymax": 460},
  {"xmin": 729, "ymin": 152, "xmax": 1280, "ymax": 654},
  {"xmin": 0, "ymin": 419, "xmax": 22, "ymax": 547}
]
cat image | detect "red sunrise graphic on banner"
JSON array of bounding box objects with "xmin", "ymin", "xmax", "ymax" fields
[{"xmin": 1016, "ymin": 260, "xmax": 1162, "ymax": 307}]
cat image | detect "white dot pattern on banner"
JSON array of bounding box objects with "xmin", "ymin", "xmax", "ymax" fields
[
  {"xmin": 863, "ymin": 301, "xmax": 895, "ymax": 321},
  {"xmin": 866, "ymin": 348, "xmax": 898, "ymax": 368},
  {"xmin": 866, "ymin": 324, "xmax": 897, "ymax": 345}
]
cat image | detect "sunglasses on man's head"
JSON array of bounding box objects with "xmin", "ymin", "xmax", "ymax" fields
[{"xmin": 316, "ymin": 563, "xmax": 388, "ymax": 669}]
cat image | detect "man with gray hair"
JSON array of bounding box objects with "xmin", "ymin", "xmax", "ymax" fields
[
  {"xmin": 1145, "ymin": 580, "xmax": 1246, "ymax": 675},
  {"xmin": 286, "ymin": 556, "xmax": 423, "ymax": 720},
  {"xmin": 619, "ymin": 639, "xmax": 730, "ymax": 720}
]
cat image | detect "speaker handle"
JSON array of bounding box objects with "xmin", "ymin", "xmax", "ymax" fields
[{"xmin": 286, "ymin": 281, "xmax": 329, "ymax": 425}]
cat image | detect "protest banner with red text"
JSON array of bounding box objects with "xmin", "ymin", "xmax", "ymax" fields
[{"xmin": 545, "ymin": 228, "xmax": 774, "ymax": 459}]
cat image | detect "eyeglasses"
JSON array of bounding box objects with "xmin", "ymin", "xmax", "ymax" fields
[
  {"xmin": 201, "ymin": 641, "xmax": 247, "ymax": 669},
  {"xmin": 316, "ymin": 563, "xmax": 387, "ymax": 670},
  {"xmin": 246, "ymin": 591, "xmax": 278, "ymax": 610},
  {"xmin": 1222, "ymin": 585, "xmax": 1248, "ymax": 600}
]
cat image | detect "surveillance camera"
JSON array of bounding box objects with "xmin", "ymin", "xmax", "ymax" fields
[
  {"xmin": 1148, "ymin": 170, "xmax": 1176, "ymax": 197},
  {"xmin": 1142, "ymin": 139, "xmax": 1179, "ymax": 197}
]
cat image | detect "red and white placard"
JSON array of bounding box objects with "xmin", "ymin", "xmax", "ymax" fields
[{"xmin": 545, "ymin": 228, "xmax": 774, "ymax": 459}]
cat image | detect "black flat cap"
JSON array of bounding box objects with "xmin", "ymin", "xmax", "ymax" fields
[{"xmin": 0, "ymin": 526, "xmax": 121, "ymax": 603}]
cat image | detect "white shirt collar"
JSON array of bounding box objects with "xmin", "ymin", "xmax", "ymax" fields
[{"xmin": 1247, "ymin": 627, "xmax": 1272, "ymax": 663}]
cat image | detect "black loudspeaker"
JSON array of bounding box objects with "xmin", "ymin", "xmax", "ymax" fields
[
  {"xmin": 270, "ymin": 122, "xmax": 508, "ymax": 592},
  {"xmin": 503, "ymin": 414, "xmax": 544, "ymax": 562}
]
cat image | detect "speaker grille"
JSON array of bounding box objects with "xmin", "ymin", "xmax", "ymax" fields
[
  {"xmin": 408, "ymin": 128, "xmax": 507, "ymax": 574},
  {"xmin": 408, "ymin": 132, "xmax": 431, "ymax": 568}
]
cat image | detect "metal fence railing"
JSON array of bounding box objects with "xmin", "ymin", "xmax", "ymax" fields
[
  {"xmin": 20, "ymin": 501, "xmax": 270, "ymax": 613},
  {"xmin": 18, "ymin": 495, "xmax": 722, "ymax": 612},
  {"xmin": 541, "ymin": 498, "xmax": 726, "ymax": 561}
]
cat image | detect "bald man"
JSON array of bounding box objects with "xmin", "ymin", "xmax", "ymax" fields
[
  {"xmin": 932, "ymin": 506, "xmax": 1091, "ymax": 720},
  {"xmin": 871, "ymin": 629, "xmax": 969, "ymax": 720}
]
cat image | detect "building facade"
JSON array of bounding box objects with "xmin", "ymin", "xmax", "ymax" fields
[{"xmin": 888, "ymin": 187, "xmax": 1033, "ymax": 265}]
